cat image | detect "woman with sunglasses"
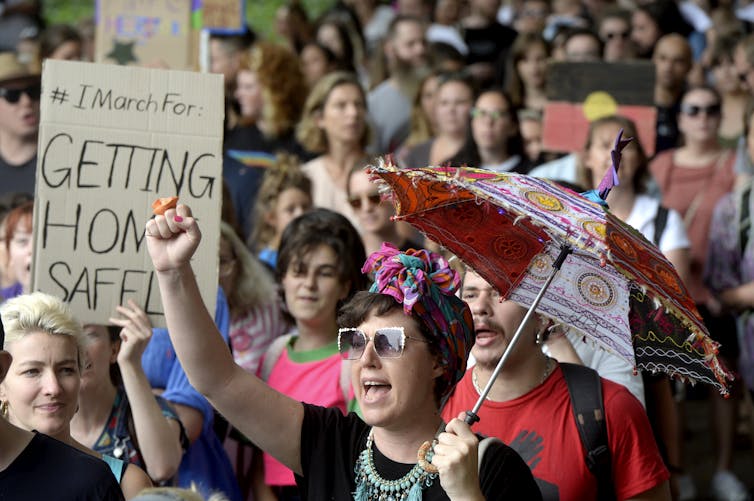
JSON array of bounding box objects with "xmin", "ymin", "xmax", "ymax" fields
[
  {"xmin": 649, "ymin": 84, "xmax": 747, "ymax": 500},
  {"xmin": 346, "ymin": 162, "xmax": 422, "ymax": 256},
  {"xmin": 144, "ymin": 204, "xmax": 541, "ymax": 500}
]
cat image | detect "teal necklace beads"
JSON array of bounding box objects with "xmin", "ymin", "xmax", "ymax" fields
[{"xmin": 353, "ymin": 428, "xmax": 438, "ymax": 501}]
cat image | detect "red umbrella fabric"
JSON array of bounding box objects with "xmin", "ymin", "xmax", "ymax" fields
[{"xmin": 370, "ymin": 161, "xmax": 732, "ymax": 394}]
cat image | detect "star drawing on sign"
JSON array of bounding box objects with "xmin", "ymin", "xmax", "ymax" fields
[{"xmin": 106, "ymin": 40, "xmax": 138, "ymax": 65}]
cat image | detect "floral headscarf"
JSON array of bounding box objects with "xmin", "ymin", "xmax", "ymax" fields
[{"xmin": 362, "ymin": 243, "xmax": 474, "ymax": 397}]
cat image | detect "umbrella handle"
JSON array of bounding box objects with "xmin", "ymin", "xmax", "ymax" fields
[
  {"xmin": 464, "ymin": 410, "xmax": 480, "ymax": 425},
  {"xmin": 466, "ymin": 244, "xmax": 573, "ymax": 419}
]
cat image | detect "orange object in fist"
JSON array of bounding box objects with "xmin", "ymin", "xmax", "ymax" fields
[{"xmin": 152, "ymin": 196, "xmax": 179, "ymax": 215}]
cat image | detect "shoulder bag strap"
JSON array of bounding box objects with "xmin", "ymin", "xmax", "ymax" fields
[{"xmin": 561, "ymin": 362, "xmax": 615, "ymax": 501}]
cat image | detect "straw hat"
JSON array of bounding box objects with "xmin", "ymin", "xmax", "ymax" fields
[{"xmin": 0, "ymin": 51, "xmax": 39, "ymax": 87}]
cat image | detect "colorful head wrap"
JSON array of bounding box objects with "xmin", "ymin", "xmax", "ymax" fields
[{"xmin": 362, "ymin": 242, "xmax": 474, "ymax": 397}]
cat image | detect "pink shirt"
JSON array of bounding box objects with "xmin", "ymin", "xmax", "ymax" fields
[{"xmin": 262, "ymin": 339, "xmax": 348, "ymax": 486}]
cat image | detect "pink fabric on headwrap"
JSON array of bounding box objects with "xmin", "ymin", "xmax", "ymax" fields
[{"xmin": 362, "ymin": 243, "xmax": 474, "ymax": 397}]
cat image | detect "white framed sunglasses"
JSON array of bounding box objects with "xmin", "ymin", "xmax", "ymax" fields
[{"xmin": 337, "ymin": 326, "xmax": 428, "ymax": 360}]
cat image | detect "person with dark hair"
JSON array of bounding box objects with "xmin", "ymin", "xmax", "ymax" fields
[
  {"xmin": 444, "ymin": 269, "xmax": 671, "ymax": 500},
  {"xmin": 0, "ymin": 51, "xmax": 39, "ymax": 200},
  {"xmin": 399, "ymin": 71, "xmax": 475, "ymax": 168},
  {"xmin": 562, "ymin": 27, "xmax": 603, "ymax": 61},
  {"xmin": 346, "ymin": 161, "xmax": 422, "ymax": 255},
  {"xmin": 209, "ymin": 29, "xmax": 256, "ymax": 95},
  {"xmin": 39, "ymin": 23, "xmax": 82, "ymax": 61},
  {"xmin": 651, "ymin": 84, "xmax": 747, "ymax": 501},
  {"xmin": 597, "ymin": 6, "xmax": 635, "ymax": 61},
  {"xmin": 70, "ymin": 314, "xmax": 185, "ymax": 484},
  {"xmin": 653, "ymin": 34, "xmax": 694, "ymax": 153},
  {"xmin": 275, "ymin": 1, "xmax": 313, "ymax": 54},
  {"xmin": 630, "ymin": 0, "xmax": 694, "ymax": 59},
  {"xmin": 300, "ymin": 41, "xmax": 339, "ymax": 89},
  {"xmin": 0, "ymin": 297, "xmax": 124, "ymax": 500},
  {"xmin": 246, "ymin": 209, "xmax": 366, "ymax": 499},
  {"xmin": 315, "ymin": 17, "xmax": 359, "ymax": 75},
  {"xmin": 142, "ymin": 204, "xmax": 542, "ymax": 499},
  {"xmin": 504, "ymin": 33, "xmax": 550, "ymax": 112},
  {"xmin": 449, "ymin": 89, "xmax": 528, "ymax": 173},
  {"xmin": 368, "ymin": 14, "xmax": 430, "ymax": 153},
  {"xmin": 460, "ymin": 0, "xmax": 517, "ymax": 88},
  {"xmin": 705, "ymin": 98, "xmax": 754, "ymax": 501}
]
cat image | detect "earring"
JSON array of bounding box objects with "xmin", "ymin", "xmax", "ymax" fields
[
  {"xmin": 1, "ymin": 400, "xmax": 8, "ymax": 418},
  {"xmin": 535, "ymin": 327, "xmax": 544, "ymax": 345}
]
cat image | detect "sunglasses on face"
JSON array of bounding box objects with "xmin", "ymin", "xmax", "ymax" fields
[
  {"xmin": 347, "ymin": 192, "xmax": 381, "ymax": 210},
  {"xmin": 470, "ymin": 107, "xmax": 510, "ymax": 121},
  {"xmin": 604, "ymin": 31, "xmax": 629, "ymax": 40},
  {"xmin": 680, "ymin": 103, "xmax": 721, "ymax": 117},
  {"xmin": 0, "ymin": 84, "xmax": 41, "ymax": 104},
  {"xmin": 337, "ymin": 326, "xmax": 428, "ymax": 360}
]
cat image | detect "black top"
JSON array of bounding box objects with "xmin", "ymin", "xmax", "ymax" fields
[
  {"xmin": 297, "ymin": 404, "xmax": 542, "ymax": 500},
  {"xmin": 0, "ymin": 433, "xmax": 124, "ymax": 501},
  {"xmin": 0, "ymin": 153, "xmax": 36, "ymax": 200}
]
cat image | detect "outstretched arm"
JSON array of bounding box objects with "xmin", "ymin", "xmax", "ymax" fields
[
  {"xmin": 145, "ymin": 205, "xmax": 304, "ymax": 474},
  {"xmin": 110, "ymin": 300, "xmax": 183, "ymax": 482}
]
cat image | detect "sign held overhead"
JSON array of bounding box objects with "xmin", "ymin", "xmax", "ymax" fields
[{"xmin": 33, "ymin": 60, "xmax": 224, "ymax": 327}]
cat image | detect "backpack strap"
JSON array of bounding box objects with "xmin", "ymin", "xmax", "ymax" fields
[
  {"xmin": 653, "ymin": 205, "xmax": 669, "ymax": 247},
  {"xmin": 739, "ymin": 183, "xmax": 752, "ymax": 257},
  {"xmin": 260, "ymin": 333, "xmax": 293, "ymax": 382},
  {"xmin": 477, "ymin": 436, "xmax": 503, "ymax": 474},
  {"xmin": 560, "ymin": 362, "xmax": 615, "ymax": 501}
]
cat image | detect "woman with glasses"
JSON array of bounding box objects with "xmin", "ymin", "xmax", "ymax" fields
[
  {"xmin": 650, "ymin": 84, "xmax": 747, "ymax": 500},
  {"xmin": 448, "ymin": 89, "xmax": 529, "ymax": 173},
  {"xmin": 143, "ymin": 203, "xmax": 542, "ymax": 500}
]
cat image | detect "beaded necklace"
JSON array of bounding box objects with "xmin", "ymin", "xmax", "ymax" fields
[{"xmin": 353, "ymin": 428, "xmax": 438, "ymax": 501}]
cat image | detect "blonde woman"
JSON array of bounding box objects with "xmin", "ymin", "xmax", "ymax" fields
[
  {"xmin": 0, "ymin": 292, "xmax": 152, "ymax": 499},
  {"xmin": 296, "ymin": 71, "xmax": 370, "ymax": 229}
]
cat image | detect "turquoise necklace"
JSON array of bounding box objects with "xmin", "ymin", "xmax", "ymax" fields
[{"xmin": 353, "ymin": 428, "xmax": 438, "ymax": 501}]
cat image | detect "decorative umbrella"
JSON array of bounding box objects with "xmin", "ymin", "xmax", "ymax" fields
[{"xmin": 369, "ymin": 160, "xmax": 733, "ymax": 400}]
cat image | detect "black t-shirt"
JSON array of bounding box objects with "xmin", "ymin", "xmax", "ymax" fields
[
  {"xmin": 297, "ymin": 404, "xmax": 542, "ymax": 500},
  {"xmin": 0, "ymin": 433, "xmax": 124, "ymax": 501},
  {"xmin": 0, "ymin": 153, "xmax": 36, "ymax": 200}
]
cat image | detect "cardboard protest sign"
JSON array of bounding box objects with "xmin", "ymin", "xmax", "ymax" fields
[
  {"xmin": 543, "ymin": 61, "xmax": 658, "ymax": 155},
  {"xmin": 198, "ymin": 0, "xmax": 245, "ymax": 33},
  {"xmin": 33, "ymin": 60, "xmax": 223, "ymax": 328},
  {"xmin": 95, "ymin": 0, "xmax": 197, "ymax": 70}
]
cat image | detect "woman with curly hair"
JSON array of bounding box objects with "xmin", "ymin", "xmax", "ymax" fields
[
  {"xmin": 224, "ymin": 41, "xmax": 310, "ymax": 240},
  {"xmin": 250, "ymin": 154, "xmax": 312, "ymax": 269},
  {"xmin": 296, "ymin": 71, "xmax": 370, "ymax": 229}
]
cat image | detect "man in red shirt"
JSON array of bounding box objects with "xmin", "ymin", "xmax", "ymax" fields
[{"xmin": 442, "ymin": 269, "xmax": 671, "ymax": 500}]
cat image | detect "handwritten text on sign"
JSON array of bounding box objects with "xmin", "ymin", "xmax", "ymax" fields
[{"xmin": 33, "ymin": 60, "xmax": 223, "ymax": 327}]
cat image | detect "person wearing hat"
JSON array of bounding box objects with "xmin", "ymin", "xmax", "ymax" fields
[
  {"xmin": 0, "ymin": 51, "xmax": 39, "ymax": 200},
  {"xmin": 143, "ymin": 203, "xmax": 542, "ymax": 500}
]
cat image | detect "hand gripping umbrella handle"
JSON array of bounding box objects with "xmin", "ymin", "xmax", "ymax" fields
[{"xmin": 464, "ymin": 244, "xmax": 573, "ymax": 425}]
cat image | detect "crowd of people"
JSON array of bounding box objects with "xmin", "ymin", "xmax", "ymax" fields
[{"xmin": 1, "ymin": 0, "xmax": 754, "ymax": 500}]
